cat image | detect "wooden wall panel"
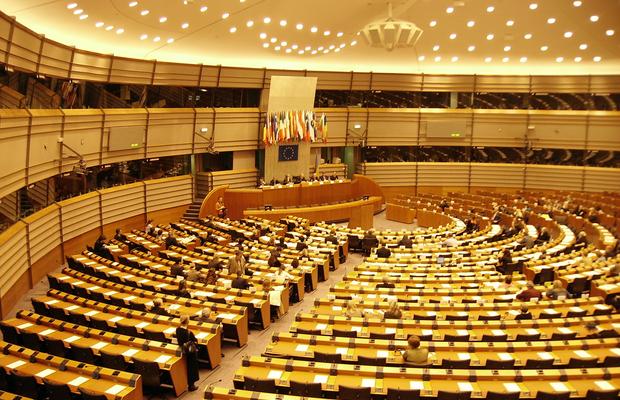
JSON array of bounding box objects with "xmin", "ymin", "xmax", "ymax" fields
[
  {"xmin": 38, "ymin": 41, "xmax": 72, "ymax": 79},
  {"xmin": 71, "ymin": 50, "xmax": 112, "ymax": 82},
  {"xmin": 313, "ymin": 108, "xmax": 347, "ymax": 147},
  {"xmin": 422, "ymin": 75, "xmax": 475, "ymax": 92},
  {"xmin": 528, "ymin": 112, "xmax": 588, "ymax": 149},
  {"xmin": 102, "ymin": 214, "xmax": 145, "ymax": 238},
  {"xmin": 418, "ymin": 109, "xmax": 472, "ymax": 146},
  {"xmin": 108, "ymin": 57, "xmax": 153, "ymax": 85},
  {"xmin": 470, "ymin": 163, "xmax": 524, "ymax": 188},
  {"xmin": 366, "ymin": 109, "xmax": 419, "ymax": 146},
  {"xmin": 153, "ymin": 62, "xmax": 201, "ymax": 86},
  {"xmin": 24, "ymin": 205, "xmax": 61, "ymax": 265},
  {"xmin": 148, "ymin": 205, "xmax": 189, "ymax": 225},
  {"xmin": 213, "ymin": 109, "xmax": 259, "ymax": 151},
  {"xmin": 101, "ymin": 183, "xmax": 145, "ymax": 225},
  {"xmin": 29, "ymin": 246, "xmax": 62, "ymax": 288},
  {"xmin": 525, "ymin": 165, "xmax": 584, "ymax": 191},
  {"xmin": 0, "ymin": 222, "xmax": 29, "ymax": 314},
  {"xmin": 28, "ymin": 110, "xmax": 63, "ymax": 183},
  {"xmin": 530, "ymin": 76, "xmax": 591, "ymax": 93},
  {"xmin": 146, "ymin": 109, "xmax": 194, "ymax": 158},
  {"xmin": 587, "ymin": 113, "xmax": 620, "ymax": 151},
  {"xmin": 417, "ymin": 163, "xmax": 470, "ymax": 186},
  {"xmin": 472, "ymin": 110, "xmax": 527, "ymax": 147},
  {"xmin": 583, "ymin": 168, "xmax": 620, "ymax": 192},
  {"xmin": 475, "ymin": 75, "xmax": 531, "ymax": 93},
  {"xmin": 220, "ymin": 67, "xmax": 265, "ymax": 88},
  {"xmin": 62, "ymin": 109, "xmax": 104, "ymax": 169},
  {"xmin": 59, "ymin": 192, "xmax": 100, "ymax": 241},
  {"xmin": 211, "ymin": 169, "xmax": 258, "ymax": 189},
  {"xmin": 145, "ymin": 175, "xmax": 193, "ymax": 212},
  {"xmin": 371, "ymin": 73, "xmax": 424, "ymax": 92},
  {"xmin": 6, "ymin": 25, "xmax": 40, "ymax": 73},
  {"xmin": 0, "ymin": 110, "xmax": 28, "ymax": 199},
  {"xmin": 359, "ymin": 162, "xmax": 417, "ymax": 186}
]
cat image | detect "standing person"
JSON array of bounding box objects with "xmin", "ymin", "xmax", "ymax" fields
[
  {"xmin": 215, "ymin": 197, "xmax": 227, "ymax": 218},
  {"xmin": 228, "ymin": 250, "xmax": 247, "ymax": 276},
  {"xmin": 176, "ymin": 315, "xmax": 199, "ymax": 391}
]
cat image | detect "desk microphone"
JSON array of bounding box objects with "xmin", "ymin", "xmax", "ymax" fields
[{"xmin": 205, "ymin": 378, "xmax": 223, "ymax": 388}]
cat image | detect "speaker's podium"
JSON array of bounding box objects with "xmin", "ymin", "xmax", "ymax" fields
[{"xmin": 349, "ymin": 196, "xmax": 374, "ymax": 229}]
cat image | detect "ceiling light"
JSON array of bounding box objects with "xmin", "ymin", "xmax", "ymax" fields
[
  {"xmin": 310, "ymin": 26, "xmax": 318, "ymax": 33},
  {"xmin": 579, "ymin": 43, "xmax": 588, "ymax": 50},
  {"xmin": 337, "ymin": 32, "xmax": 344, "ymax": 37},
  {"xmin": 181, "ymin": 22, "xmax": 189, "ymax": 29},
  {"xmin": 484, "ymin": 57, "xmax": 492, "ymax": 62},
  {"xmin": 606, "ymin": 29, "xmax": 615, "ymax": 36},
  {"xmin": 222, "ymin": 12, "xmax": 230, "ymax": 19},
  {"xmin": 524, "ymin": 33, "xmax": 532, "ymax": 39},
  {"xmin": 305, "ymin": 46, "xmax": 311, "ymax": 51},
  {"xmin": 547, "ymin": 18, "xmax": 556, "ymax": 24},
  {"xmin": 229, "ymin": 27, "xmax": 237, "ymax": 33},
  {"xmin": 429, "ymin": 20, "xmax": 437, "ymax": 27},
  {"xmin": 529, "ymin": 3, "xmax": 538, "ymax": 10},
  {"xmin": 263, "ymin": 17, "xmax": 271, "ymax": 24},
  {"xmin": 116, "ymin": 28, "xmax": 124, "ymax": 34},
  {"xmin": 279, "ymin": 20, "xmax": 287, "ymax": 27},
  {"xmin": 418, "ymin": 55, "xmax": 425, "ymax": 61},
  {"xmin": 263, "ymin": 43, "xmax": 269, "ymax": 48},
  {"xmin": 270, "ymin": 37, "xmax": 277, "ymax": 43},
  {"xmin": 506, "ymin": 20, "xmax": 514, "ymax": 26},
  {"xmin": 467, "ymin": 45, "xmax": 475, "ymax": 51},
  {"xmin": 311, "ymin": 50, "xmax": 317, "ymax": 54},
  {"xmin": 167, "ymin": 38, "xmax": 174, "ymax": 43},
  {"xmin": 334, "ymin": 48, "xmax": 341, "ymax": 53},
  {"xmin": 274, "ymin": 46, "xmax": 281, "ymax": 51},
  {"xmin": 433, "ymin": 45, "xmax": 440, "ymax": 51},
  {"xmin": 296, "ymin": 23, "xmax": 304, "ymax": 30},
  {"xmin": 502, "ymin": 57, "xmax": 509, "ymax": 62},
  {"xmin": 246, "ymin": 20, "xmax": 254, "ymax": 27},
  {"xmin": 260, "ymin": 33, "xmax": 267, "ymax": 39},
  {"xmin": 286, "ymin": 49, "xmax": 292, "ymax": 53},
  {"xmin": 280, "ymin": 41, "xmax": 287, "ymax": 46},
  {"xmin": 574, "ymin": 56, "xmax": 582, "ymax": 62},
  {"xmin": 159, "ymin": 16, "xmax": 167, "ymax": 23},
  {"xmin": 323, "ymin": 49, "xmax": 329, "ymax": 54},
  {"xmin": 200, "ymin": 6, "xmax": 208, "ymax": 12},
  {"xmin": 486, "ymin": 33, "xmax": 494, "ymax": 40},
  {"xmin": 298, "ymin": 50, "xmax": 305, "ymax": 54},
  {"xmin": 504, "ymin": 45, "xmax": 511, "ymax": 51},
  {"xmin": 564, "ymin": 31, "xmax": 573, "ymax": 38},
  {"xmin": 105, "ymin": 25, "xmax": 114, "ymax": 31},
  {"xmin": 467, "ymin": 20, "xmax": 475, "ymax": 27},
  {"xmin": 95, "ymin": 22, "xmax": 104, "ymax": 28},
  {"xmin": 140, "ymin": 9, "xmax": 149, "ymax": 16},
  {"xmin": 318, "ymin": 46, "xmax": 324, "ymax": 51},
  {"xmin": 486, "ymin": 6, "xmax": 495, "ymax": 12},
  {"xmin": 361, "ymin": 3, "xmax": 423, "ymax": 51},
  {"xmin": 339, "ymin": 43, "xmax": 346, "ymax": 48},
  {"xmin": 128, "ymin": 1, "xmax": 138, "ymax": 7},
  {"xmin": 79, "ymin": 14, "xmax": 88, "ymax": 20},
  {"xmin": 540, "ymin": 45, "xmax": 548, "ymax": 51},
  {"xmin": 573, "ymin": 1, "xmax": 582, "ymax": 6},
  {"xmin": 153, "ymin": 36, "xmax": 160, "ymax": 42},
  {"xmin": 520, "ymin": 57, "xmax": 527, "ymax": 62},
  {"xmin": 329, "ymin": 45, "xmax": 335, "ymax": 50},
  {"xmin": 140, "ymin": 34, "xmax": 148, "ymax": 40},
  {"xmin": 434, "ymin": 56, "xmax": 441, "ymax": 62},
  {"xmin": 292, "ymin": 44, "xmax": 298, "ymax": 49},
  {"xmin": 451, "ymin": 56, "xmax": 458, "ymax": 62},
  {"xmin": 593, "ymin": 56, "xmax": 602, "ymax": 62},
  {"xmin": 556, "ymin": 56, "xmax": 564, "ymax": 62},
  {"xmin": 73, "ymin": 9, "xmax": 83, "ymax": 15},
  {"xmin": 323, "ymin": 30, "xmax": 331, "ymax": 36},
  {"xmin": 67, "ymin": 3, "xmax": 78, "ymax": 9},
  {"xmin": 590, "ymin": 15, "xmax": 599, "ymax": 22},
  {"xmin": 446, "ymin": 7, "xmax": 454, "ymax": 13},
  {"xmin": 449, "ymin": 33, "xmax": 457, "ymax": 39}
]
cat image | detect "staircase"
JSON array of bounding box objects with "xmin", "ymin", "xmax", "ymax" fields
[{"xmin": 182, "ymin": 200, "xmax": 203, "ymax": 221}]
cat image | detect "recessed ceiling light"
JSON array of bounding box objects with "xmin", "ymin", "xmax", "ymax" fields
[
  {"xmin": 299, "ymin": 50, "xmax": 306, "ymax": 54},
  {"xmin": 263, "ymin": 43, "xmax": 270, "ymax": 48},
  {"xmin": 564, "ymin": 31, "xmax": 573, "ymax": 38},
  {"xmin": 260, "ymin": 32, "xmax": 267, "ymax": 39},
  {"xmin": 275, "ymin": 46, "xmax": 281, "ymax": 51},
  {"xmin": 506, "ymin": 20, "xmax": 514, "ymax": 26},
  {"xmin": 486, "ymin": 6, "xmax": 495, "ymax": 12},
  {"xmin": 167, "ymin": 38, "xmax": 174, "ymax": 43},
  {"xmin": 140, "ymin": 34, "xmax": 148, "ymax": 40},
  {"xmin": 229, "ymin": 27, "xmax": 237, "ymax": 33},
  {"xmin": 263, "ymin": 17, "xmax": 271, "ymax": 24},
  {"xmin": 449, "ymin": 33, "xmax": 457, "ymax": 39},
  {"xmin": 79, "ymin": 14, "xmax": 88, "ymax": 20},
  {"xmin": 153, "ymin": 36, "xmax": 160, "ymax": 42},
  {"xmin": 467, "ymin": 20, "xmax": 475, "ymax": 27},
  {"xmin": 323, "ymin": 49, "xmax": 329, "ymax": 54},
  {"xmin": 286, "ymin": 49, "xmax": 292, "ymax": 53},
  {"xmin": 305, "ymin": 46, "xmax": 311, "ymax": 51},
  {"xmin": 574, "ymin": 56, "xmax": 582, "ymax": 62},
  {"xmin": 270, "ymin": 37, "xmax": 277, "ymax": 43},
  {"xmin": 547, "ymin": 17, "xmax": 556, "ymax": 24},
  {"xmin": 128, "ymin": 1, "xmax": 138, "ymax": 7},
  {"xmin": 296, "ymin": 23, "xmax": 304, "ymax": 30},
  {"xmin": 339, "ymin": 43, "xmax": 346, "ymax": 48},
  {"xmin": 73, "ymin": 9, "xmax": 83, "ymax": 15},
  {"xmin": 606, "ymin": 29, "xmax": 615, "ymax": 36},
  {"xmin": 310, "ymin": 26, "xmax": 318, "ymax": 33},
  {"xmin": 484, "ymin": 57, "xmax": 492, "ymax": 62},
  {"xmin": 292, "ymin": 44, "xmax": 299, "ymax": 49},
  {"xmin": 467, "ymin": 45, "xmax": 476, "ymax": 51},
  {"xmin": 446, "ymin": 7, "xmax": 454, "ymax": 13},
  {"xmin": 350, "ymin": 40, "xmax": 357, "ymax": 46},
  {"xmin": 324, "ymin": 30, "xmax": 331, "ymax": 36},
  {"xmin": 159, "ymin": 16, "xmax": 167, "ymax": 23},
  {"xmin": 579, "ymin": 43, "xmax": 588, "ymax": 50},
  {"xmin": 524, "ymin": 33, "xmax": 533, "ymax": 39},
  {"xmin": 116, "ymin": 28, "xmax": 124, "ymax": 34},
  {"xmin": 279, "ymin": 20, "xmax": 287, "ymax": 27},
  {"xmin": 318, "ymin": 46, "xmax": 324, "ymax": 51},
  {"xmin": 520, "ymin": 57, "xmax": 527, "ymax": 62},
  {"xmin": 573, "ymin": 1, "xmax": 582, "ymax": 6},
  {"xmin": 337, "ymin": 32, "xmax": 344, "ymax": 37},
  {"xmin": 181, "ymin": 22, "xmax": 189, "ymax": 29},
  {"xmin": 67, "ymin": 3, "xmax": 78, "ymax": 9},
  {"xmin": 529, "ymin": 3, "xmax": 538, "ymax": 10},
  {"xmin": 593, "ymin": 56, "xmax": 602, "ymax": 62},
  {"xmin": 95, "ymin": 21, "xmax": 104, "ymax": 28},
  {"xmin": 329, "ymin": 44, "xmax": 335, "ymax": 50},
  {"xmin": 418, "ymin": 55, "xmax": 425, "ymax": 61},
  {"xmin": 486, "ymin": 33, "xmax": 494, "ymax": 40},
  {"xmin": 200, "ymin": 6, "xmax": 208, "ymax": 12},
  {"xmin": 105, "ymin": 25, "xmax": 114, "ymax": 31},
  {"xmin": 222, "ymin": 12, "xmax": 230, "ymax": 19},
  {"xmin": 590, "ymin": 15, "xmax": 599, "ymax": 22},
  {"xmin": 556, "ymin": 56, "xmax": 564, "ymax": 62},
  {"xmin": 504, "ymin": 45, "xmax": 511, "ymax": 51},
  {"xmin": 140, "ymin": 9, "xmax": 149, "ymax": 16},
  {"xmin": 246, "ymin": 20, "xmax": 254, "ymax": 27},
  {"xmin": 540, "ymin": 45, "xmax": 549, "ymax": 51},
  {"xmin": 502, "ymin": 57, "xmax": 509, "ymax": 62},
  {"xmin": 280, "ymin": 41, "xmax": 287, "ymax": 46},
  {"xmin": 433, "ymin": 45, "xmax": 440, "ymax": 51},
  {"xmin": 434, "ymin": 56, "xmax": 441, "ymax": 62},
  {"xmin": 429, "ymin": 20, "xmax": 437, "ymax": 27},
  {"xmin": 451, "ymin": 56, "xmax": 458, "ymax": 62}
]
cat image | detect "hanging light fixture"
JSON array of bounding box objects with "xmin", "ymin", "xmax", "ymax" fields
[{"xmin": 361, "ymin": 2, "xmax": 423, "ymax": 51}]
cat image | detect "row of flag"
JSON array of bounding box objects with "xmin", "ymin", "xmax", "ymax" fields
[{"xmin": 262, "ymin": 110, "xmax": 328, "ymax": 146}]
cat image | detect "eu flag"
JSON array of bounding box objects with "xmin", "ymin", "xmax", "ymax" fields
[{"xmin": 278, "ymin": 144, "xmax": 298, "ymax": 161}]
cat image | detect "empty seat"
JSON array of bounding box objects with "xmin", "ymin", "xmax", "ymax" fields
[
  {"xmin": 45, "ymin": 338, "xmax": 68, "ymax": 358},
  {"xmin": 78, "ymin": 387, "xmax": 108, "ymax": 400},
  {"xmin": 584, "ymin": 389, "xmax": 620, "ymax": 400},
  {"xmin": 357, "ymin": 355, "xmax": 386, "ymax": 366},
  {"xmin": 537, "ymin": 391, "xmax": 570, "ymax": 400},
  {"xmin": 100, "ymin": 349, "xmax": 130, "ymax": 371},
  {"xmin": 296, "ymin": 328, "xmax": 322, "ymax": 336},
  {"xmin": 133, "ymin": 358, "xmax": 163, "ymax": 393},
  {"xmin": 289, "ymin": 381, "xmax": 323, "ymax": 398},
  {"xmin": 437, "ymin": 390, "xmax": 472, "ymax": 400},
  {"xmin": 21, "ymin": 331, "xmax": 43, "ymax": 352},
  {"xmin": 369, "ymin": 332, "xmax": 395, "ymax": 340},
  {"xmin": 441, "ymin": 359, "xmax": 471, "ymax": 369},
  {"xmin": 550, "ymin": 331, "xmax": 577, "ymax": 340},
  {"xmin": 524, "ymin": 358, "xmax": 555, "ymax": 369},
  {"xmin": 243, "ymin": 377, "xmax": 277, "ymax": 393},
  {"xmin": 486, "ymin": 391, "xmax": 520, "ymax": 400},
  {"xmin": 332, "ymin": 329, "xmax": 357, "ymax": 338},
  {"xmin": 10, "ymin": 370, "xmax": 46, "ymax": 398},
  {"xmin": 314, "ymin": 352, "xmax": 342, "ymax": 363},
  {"xmin": 567, "ymin": 357, "xmax": 598, "ymax": 368},
  {"xmin": 339, "ymin": 385, "xmax": 371, "ymax": 400},
  {"xmin": 31, "ymin": 299, "xmax": 48, "ymax": 316},
  {"xmin": 0, "ymin": 325, "xmax": 19, "ymax": 345},
  {"xmin": 71, "ymin": 313, "xmax": 91, "ymax": 327},
  {"xmin": 485, "ymin": 359, "xmax": 515, "ymax": 370},
  {"xmin": 387, "ymin": 388, "xmax": 420, "ymax": 400},
  {"xmin": 116, "ymin": 322, "xmax": 140, "ymax": 338},
  {"xmin": 69, "ymin": 344, "xmax": 97, "ymax": 365},
  {"xmin": 44, "ymin": 379, "xmax": 77, "ymax": 400}
]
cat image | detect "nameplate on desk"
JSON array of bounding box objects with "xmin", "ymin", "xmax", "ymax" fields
[
  {"xmin": 64, "ymin": 336, "xmax": 81, "ymax": 343},
  {"xmin": 109, "ymin": 316, "xmax": 123, "ymax": 323},
  {"xmin": 122, "ymin": 349, "xmax": 139, "ymax": 357},
  {"xmin": 155, "ymin": 355, "xmax": 172, "ymax": 364},
  {"xmin": 106, "ymin": 384, "xmax": 127, "ymax": 395},
  {"xmin": 68, "ymin": 376, "xmax": 90, "ymax": 387},
  {"xmin": 17, "ymin": 323, "xmax": 33, "ymax": 329},
  {"xmin": 135, "ymin": 322, "xmax": 150, "ymax": 329},
  {"xmin": 91, "ymin": 342, "xmax": 108, "ymax": 350},
  {"xmin": 504, "ymin": 382, "xmax": 520, "ymax": 393},
  {"xmin": 7, "ymin": 360, "xmax": 26, "ymax": 369},
  {"xmin": 39, "ymin": 329, "xmax": 56, "ymax": 336}
]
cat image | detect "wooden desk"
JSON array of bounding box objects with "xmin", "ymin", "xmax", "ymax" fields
[{"xmin": 385, "ymin": 203, "xmax": 415, "ymax": 224}]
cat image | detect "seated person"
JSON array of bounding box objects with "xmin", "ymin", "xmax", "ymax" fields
[
  {"xmin": 195, "ymin": 307, "xmax": 219, "ymax": 324},
  {"xmin": 330, "ymin": 172, "xmax": 338, "ymax": 181},
  {"xmin": 176, "ymin": 279, "xmax": 191, "ymax": 298},
  {"xmin": 345, "ymin": 301, "xmax": 364, "ymax": 318},
  {"xmin": 325, "ymin": 230, "xmax": 339, "ymax": 245},
  {"xmin": 201, "ymin": 268, "xmax": 218, "ymax": 285},
  {"xmin": 282, "ymin": 174, "xmax": 293, "ymax": 185},
  {"xmin": 383, "ymin": 301, "xmax": 402, "ymax": 319},
  {"xmin": 516, "ymin": 282, "xmax": 542, "ymax": 301},
  {"xmin": 274, "ymin": 262, "xmax": 294, "ymax": 281},
  {"xmin": 497, "ymin": 248, "xmax": 513, "ymax": 273},
  {"xmin": 231, "ymin": 273, "xmax": 251, "ymax": 290},
  {"xmin": 537, "ymin": 227, "xmax": 551, "ymax": 243},
  {"xmin": 545, "ymin": 279, "xmax": 569, "ymax": 299},
  {"xmin": 363, "ymin": 229, "xmax": 377, "ymax": 241},
  {"xmin": 165, "ymin": 231, "xmax": 180, "ymax": 248},
  {"xmin": 148, "ymin": 298, "xmax": 172, "ymax": 316},
  {"xmin": 207, "ymin": 255, "xmax": 223, "ymax": 271},
  {"xmin": 295, "ymin": 237, "xmax": 308, "ymax": 251},
  {"xmin": 574, "ymin": 231, "xmax": 588, "ymax": 247},
  {"xmin": 400, "ymin": 335, "xmax": 429, "ymax": 366},
  {"xmin": 514, "ymin": 304, "xmax": 532, "ymax": 320},
  {"xmin": 93, "ymin": 235, "xmax": 108, "ymax": 253},
  {"xmin": 258, "ymin": 178, "xmax": 266, "ymax": 187},
  {"xmin": 376, "ymin": 245, "xmax": 391, "ymax": 258},
  {"xmin": 170, "ymin": 262, "xmax": 184, "ymax": 277},
  {"xmin": 398, "ymin": 235, "xmax": 413, "ymax": 247},
  {"xmin": 608, "ymin": 263, "xmax": 620, "ymax": 277},
  {"xmin": 375, "ymin": 276, "xmax": 395, "ymax": 289},
  {"xmin": 114, "ymin": 228, "xmax": 125, "ymax": 241},
  {"xmin": 501, "ymin": 275, "xmax": 513, "ymax": 289},
  {"xmin": 186, "ymin": 263, "xmax": 201, "ymax": 282},
  {"xmin": 145, "ymin": 219, "xmax": 154, "ymax": 235},
  {"xmin": 442, "ymin": 237, "xmax": 458, "ymax": 248},
  {"xmin": 215, "ymin": 196, "xmax": 227, "ymax": 218}
]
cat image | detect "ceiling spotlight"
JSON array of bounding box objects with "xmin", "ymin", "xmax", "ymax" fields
[
  {"xmin": 296, "ymin": 23, "xmax": 304, "ymax": 30},
  {"xmin": 446, "ymin": 7, "xmax": 454, "ymax": 13},
  {"xmin": 593, "ymin": 56, "xmax": 602, "ymax": 62},
  {"xmin": 105, "ymin": 25, "xmax": 114, "ymax": 31},
  {"xmin": 305, "ymin": 46, "xmax": 311, "ymax": 51},
  {"xmin": 67, "ymin": 3, "xmax": 78, "ymax": 9},
  {"xmin": 503, "ymin": 45, "xmax": 511, "ymax": 51},
  {"xmin": 486, "ymin": 33, "xmax": 494, "ymax": 40},
  {"xmin": 418, "ymin": 55, "xmax": 425, "ymax": 61},
  {"xmin": 579, "ymin": 43, "xmax": 588, "ymax": 50},
  {"xmin": 361, "ymin": 3, "xmax": 423, "ymax": 51},
  {"xmin": 590, "ymin": 15, "xmax": 599, "ymax": 22},
  {"xmin": 79, "ymin": 14, "xmax": 88, "ymax": 20},
  {"xmin": 140, "ymin": 34, "xmax": 148, "ymax": 40},
  {"xmin": 574, "ymin": 56, "xmax": 582, "ymax": 62},
  {"xmin": 159, "ymin": 16, "xmax": 167, "ymax": 23},
  {"xmin": 318, "ymin": 46, "xmax": 324, "ymax": 51},
  {"xmin": 246, "ymin": 20, "xmax": 254, "ymax": 27},
  {"xmin": 506, "ymin": 20, "xmax": 514, "ymax": 26},
  {"xmin": 329, "ymin": 44, "xmax": 335, "ymax": 50},
  {"xmin": 520, "ymin": 57, "xmax": 527, "ymax": 62},
  {"xmin": 556, "ymin": 56, "xmax": 564, "ymax": 62},
  {"xmin": 573, "ymin": 1, "xmax": 582, "ymax": 6},
  {"xmin": 502, "ymin": 57, "xmax": 509, "ymax": 62},
  {"xmin": 167, "ymin": 38, "xmax": 174, "ymax": 43},
  {"xmin": 467, "ymin": 45, "xmax": 475, "ymax": 51},
  {"xmin": 274, "ymin": 46, "xmax": 281, "ymax": 51},
  {"xmin": 279, "ymin": 20, "xmax": 287, "ymax": 26},
  {"xmin": 260, "ymin": 32, "xmax": 267, "ymax": 39},
  {"xmin": 95, "ymin": 21, "xmax": 104, "ymax": 27},
  {"xmin": 229, "ymin": 27, "xmax": 237, "ymax": 33},
  {"xmin": 73, "ymin": 9, "xmax": 83, "ymax": 15},
  {"xmin": 451, "ymin": 56, "xmax": 458, "ymax": 62},
  {"xmin": 286, "ymin": 49, "xmax": 292, "ymax": 53},
  {"xmin": 434, "ymin": 56, "xmax": 441, "ymax": 62},
  {"xmin": 449, "ymin": 33, "xmax": 457, "ymax": 39},
  {"xmin": 540, "ymin": 45, "xmax": 549, "ymax": 51},
  {"xmin": 350, "ymin": 40, "xmax": 357, "ymax": 46},
  {"xmin": 433, "ymin": 44, "xmax": 440, "ymax": 51},
  {"xmin": 334, "ymin": 48, "xmax": 341, "ymax": 53},
  {"xmin": 298, "ymin": 50, "xmax": 305, "ymax": 54},
  {"xmin": 153, "ymin": 36, "xmax": 161, "ymax": 42},
  {"xmin": 291, "ymin": 44, "xmax": 298, "ymax": 49},
  {"xmin": 200, "ymin": 6, "xmax": 208, "ymax": 12},
  {"xmin": 222, "ymin": 12, "xmax": 229, "ymax": 19},
  {"xmin": 337, "ymin": 32, "xmax": 344, "ymax": 37},
  {"xmin": 116, "ymin": 28, "xmax": 124, "ymax": 34},
  {"xmin": 467, "ymin": 20, "xmax": 475, "ymax": 27},
  {"xmin": 606, "ymin": 29, "xmax": 615, "ymax": 36},
  {"xmin": 323, "ymin": 49, "xmax": 329, "ymax": 54},
  {"xmin": 323, "ymin": 30, "xmax": 331, "ymax": 36},
  {"xmin": 128, "ymin": 1, "xmax": 138, "ymax": 7},
  {"xmin": 429, "ymin": 20, "xmax": 437, "ymax": 27},
  {"xmin": 270, "ymin": 37, "xmax": 277, "ymax": 43},
  {"xmin": 311, "ymin": 50, "xmax": 317, "ymax": 54},
  {"xmin": 310, "ymin": 26, "xmax": 318, "ymax": 33},
  {"xmin": 524, "ymin": 33, "xmax": 532, "ymax": 39},
  {"xmin": 564, "ymin": 31, "xmax": 573, "ymax": 38},
  {"xmin": 263, "ymin": 43, "xmax": 269, "ymax": 48},
  {"xmin": 181, "ymin": 22, "xmax": 189, "ymax": 29},
  {"xmin": 529, "ymin": 3, "xmax": 538, "ymax": 10},
  {"xmin": 140, "ymin": 9, "xmax": 149, "ymax": 16},
  {"xmin": 547, "ymin": 17, "xmax": 556, "ymax": 24},
  {"xmin": 486, "ymin": 6, "xmax": 495, "ymax": 12},
  {"xmin": 484, "ymin": 57, "xmax": 492, "ymax": 62},
  {"xmin": 280, "ymin": 41, "xmax": 287, "ymax": 46},
  {"xmin": 263, "ymin": 17, "xmax": 271, "ymax": 24}
]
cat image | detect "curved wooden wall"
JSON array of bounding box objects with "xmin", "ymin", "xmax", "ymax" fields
[
  {"xmin": 0, "ymin": 175, "xmax": 193, "ymax": 318},
  {"xmin": 198, "ymin": 185, "xmax": 229, "ymax": 219},
  {"xmin": 0, "ymin": 12, "xmax": 619, "ymax": 92}
]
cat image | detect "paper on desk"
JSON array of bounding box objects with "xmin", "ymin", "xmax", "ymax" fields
[
  {"xmin": 66, "ymin": 305, "xmax": 80, "ymax": 311},
  {"xmin": 163, "ymin": 327, "xmax": 176, "ymax": 335},
  {"xmin": 109, "ymin": 316, "xmax": 123, "ymax": 323},
  {"xmin": 351, "ymin": 326, "xmax": 361, "ymax": 332},
  {"xmin": 39, "ymin": 329, "xmax": 56, "ymax": 336},
  {"xmin": 91, "ymin": 342, "xmax": 108, "ymax": 350},
  {"xmin": 35, "ymin": 369, "xmax": 55, "ymax": 378},
  {"xmin": 550, "ymin": 382, "xmax": 569, "ymax": 392},
  {"xmin": 105, "ymin": 384, "xmax": 126, "ymax": 395},
  {"xmin": 7, "ymin": 360, "xmax": 26, "ymax": 369},
  {"xmin": 217, "ymin": 313, "xmax": 236, "ymax": 320},
  {"xmin": 558, "ymin": 327, "xmax": 573, "ymax": 334},
  {"xmin": 538, "ymin": 352, "xmax": 553, "ymax": 360},
  {"xmin": 361, "ymin": 378, "xmax": 375, "ymax": 388},
  {"xmin": 45, "ymin": 300, "xmax": 59, "ymax": 305},
  {"xmin": 422, "ymin": 329, "xmax": 433, "ymax": 336},
  {"xmin": 504, "ymin": 383, "xmax": 520, "ymax": 393},
  {"xmin": 17, "ymin": 323, "xmax": 33, "ymax": 329},
  {"xmin": 335, "ymin": 348, "xmax": 347, "ymax": 355},
  {"xmin": 168, "ymin": 304, "xmax": 181, "ymax": 310},
  {"xmin": 492, "ymin": 330, "xmax": 505, "ymax": 336},
  {"xmin": 68, "ymin": 376, "xmax": 89, "ymax": 387},
  {"xmin": 316, "ymin": 324, "xmax": 327, "ymax": 330},
  {"xmin": 295, "ymin": 344, "xmax": 309, "ymax": 352},
  {"xmin": 267, "ymin": 370, "xmax": 283, "ymax": 380},
  {"xmin": 377, "ymin": 350, "xmax": 389, "ymax": 358},
  {"xmin": 498, "ymin": 353, "xmax": 513, "ymax": 361},
  {"xmin": 135, "ymin": 322, "xmax": 150, "ymax": 329},
  {"xmin": 64, "ymin": 335, "xmax": 81, "ymax": 343},
  {"xmin": 155, "ymin": 355, "xmax": 172, "ymax": 364},
  {"xmin": 314, "ymin": 375, "xmax": 328, "ymax": 384},
  {"xmin": 457, "ymin": 382, "xmax": 473, "ymax": 392},
  {"xmin": 385, "ymin": 328, "xmax": 396, "ymax": 334},
  {"xmin": 410, "ymin": 381, "xmax": 424, "ymax": 390},
  {"xmin": 574, "ymin": 350, "xmax": 593, "ymax": 358},
  {"xmin": 269, "ymin": 291, "xmax": 282, "ymax": 307},
  {"xmin": 457, "ymin": 353, "xmax": 471, "ymax": 360},
  {"xmin": 195, "ymin": 332, "xmax": 208, "ymax": 340},
  {"xmin": 456, "ymin": 330, "xmax": 469, "ymax": 336},
  {"xmin": 332, "ymin": 306, "xmax": 342, "ymax": 311},
  {"xmin": 595, "ymin": 381, "xmax": 616, "ymax": 391},
  {"xmin": 85, "ymin": 311, "xmax": 99, "ymax": 317},
  {"xmin": 122, "ymin": 349, "xmax": 139, "ymax": 357},
  {"xmin": 526, "ymin": 329, "xmax": 539, "ymax": 335}
]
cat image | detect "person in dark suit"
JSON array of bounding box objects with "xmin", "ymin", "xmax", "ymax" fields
[
  {"xmin": 149, "ymin": 298, "xmax": 171, "ymax": 316},
  {"xmin": 376, "ymin": 245, "xmax": 391, "ymax": 258},
  {"xmin": 398, "ymin": 235, "xmax": 413, "ymax": 247},
  {"xmin": 383, "ymin": 301, "xmax": 402, "ymax": 319},
  {"xmin": 231, "ymin": 274, "xmax": 250, "ymax": 290},
  {"xmin": 375, "ymin": 277, "xmax": 395, "ymax": 289},
  {"xmin": 176, "ymin": 315, "xmax": 199, "ymax": 391},
  {"xmin": 207, "ymin": 255, "xmax": 223, "ymax": 271},
  {"xmin": 295, "ymin": 237, "xmax": 308, "ymax": 251},
  {"xmin": 325, "ymin": 230, "xmax": 339, "ymax": 245},
  {"xmin": 93, "ymin": 235, "xmax": 107, "ymax": 254},
  {"xmin": 363, "ymin": 230, "xmax": 377, "ymax": 241},
  {"xmin": 176, "ymin": 279, "xmax": 191, "ymax": 297},
  {"xmin": 165, "ymin": 232, "xmax": 180, "ymax": 248},
  {"xmin": 537, "ymin": 227, "xmax": 550, "ymax": 243},
  {"xmin": 514, "ymin": 304, "xmax": 532, "ymax": 320},
  {"xmin": 497, "ymin": 248, "xmax": 512, "ymax": 274},
  {"xmin": 114, "ymin": 228, "xmax": 125, "ymax": 241},
  {"xmin": 516, "ymin": 282, "xmax": 542, "ymax": 301},
  {"xmin": 170, "ymin": 263, "xmax": 184, "ymax": 277}
]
